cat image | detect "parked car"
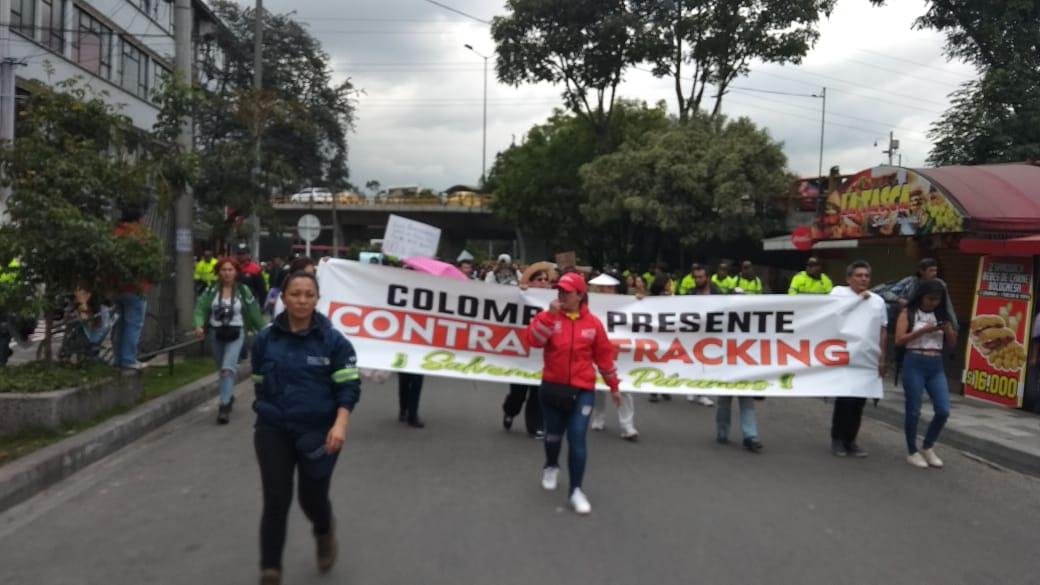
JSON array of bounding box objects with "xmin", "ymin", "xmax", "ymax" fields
[{"xmin": 289, "ymin": 187, "xmax": 332, "ymax": 203}]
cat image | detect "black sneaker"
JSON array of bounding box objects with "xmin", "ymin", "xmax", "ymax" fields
[
  {"xmin": 407, "ymin": 417, "xmax": 426, "ymax": 429},
  {"xmin": 648, "ymin": 394, "xmax": 660, "ymax": 403},
  {"xmin": 216, "ymin": 402, "xmax": 230, "ymax": 425},
  {"xmin": 398, "ymin": 411, "xmax": 407, "ymax": 423},
  {"xmin": 503, "ymin": 415, "xmax": 513, "ymax": 430},
  {"xmin": 845, "ymin": 443, "xmax": 869, "ymax": 458},
  {"xmin": 831, "ymin": 439, "xmax": 848, "ymax": 457},
  {"xmin": 742, "ymin": 437, "xmax": 764, "ymax": 453},
  {"xmin": 716, "ymin": 433, "xmax": 729, "ymax": 445}
]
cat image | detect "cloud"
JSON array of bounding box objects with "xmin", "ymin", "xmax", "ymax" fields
[{"xmin": 244, "ymin": 0, "xmax": 977, "ymax": 189}]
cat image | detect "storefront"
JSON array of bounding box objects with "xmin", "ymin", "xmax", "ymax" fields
[{"xmin": 775, "ymin": 162, "xmax": 1040, "ymax": 410}]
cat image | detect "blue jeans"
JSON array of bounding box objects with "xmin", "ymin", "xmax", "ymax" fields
[
  {"xmin": 113, "ymin": 293, "xmax": 146, "ymax": 367},
  {"xmin": 540, "ymin": 388, "xmax": 595, "ymax": 494},
  {"xmin": 715, "ymin": 396, "xmax": 758, "ymax": 440},
  {"xmin": 209, "ymin": 329, "xmax": 245, "ymax": 404},
  {"xmin": 902, "ymin": 352, "xmax": 951, "ymax": 454}
]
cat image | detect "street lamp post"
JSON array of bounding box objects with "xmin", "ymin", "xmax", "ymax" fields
[{"xmin": 464, "ymin": 44, "xmax": 488, "ymax": 188}]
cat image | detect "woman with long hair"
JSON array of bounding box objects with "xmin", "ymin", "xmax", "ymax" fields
[
  {"xmin": 193, "ymin": 257, "xmax": 264, "ymax": 424},
  {"xmin": 251, "ymin": 272, "xmax": 361, "ymax": 584},
  {"xmin": 526, "ymin": 272, "xmax": 620, "ymax": 515},
  {"xmin": 894, "ymin": 279, "xmax": 957, "ymax": 469}
]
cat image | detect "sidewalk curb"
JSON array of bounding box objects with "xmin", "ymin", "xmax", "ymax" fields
[
  {"xmin": 0, "ymin": 365, "xmax": 251, "ymax": 514},
  {"xmin": 863, "ymin": 400, "xmax": 1040, "ymax": 478}
]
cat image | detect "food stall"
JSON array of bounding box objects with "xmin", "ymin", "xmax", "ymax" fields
[{"xmin": 798, "ymin": 162, "xmax": 1040, "ymax": 410}]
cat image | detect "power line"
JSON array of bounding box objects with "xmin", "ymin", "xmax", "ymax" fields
[
  {"xmin": 850, "ymin": 48, "xmax": 977, "ymax": 80},
  {"xmin": 841, "ymin": 58, "xmax": 964, "ymax": 89},
  {"xmin": 753, "ymin": 68, "xmax": 950, "ymax": 109},
  {"xmin": 420, "ymin": 0, "xmax": 492, "ymax": 25},
  {"xmin": 728, "ymin": 88, "xmax": 930, "ymax": 137},
  {"xmin": 723, "ymin": 95, "xmax": 931, "ymax": 146}
]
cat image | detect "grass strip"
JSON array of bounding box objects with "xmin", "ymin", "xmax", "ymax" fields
[{"xmin": 0, "ymin": 357, "xmax": 216, "ymax": 467}]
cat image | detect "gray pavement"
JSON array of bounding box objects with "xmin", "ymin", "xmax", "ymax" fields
[{"xmin": 1, "ymin": 377, "xmax": 1039, "ymax": 585}]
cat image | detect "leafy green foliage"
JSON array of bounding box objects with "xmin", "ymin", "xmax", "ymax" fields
[
  {"xmin": 580, "ymin": 114, "xmax": 791, "ymax": 248},
  {"xmin": 487, "ymin": 101, "xmax": 671, "ymax": 255},
  {"xmin": 872, "ymin": 0, "xmax": 1040, "ymax": 165},
  {"xmin": 0, "ymin": 361, "xmax": 114, "ymax": 393},
  {"xmin": 492, "ymin": 0, "xmax": 641, "ymax": 151},
  {"xmin": 0, "ymin": 80, "xmax": 180, "ymax": 324},
  {"xmin": 194, "ymin": 1, "xmax": 357, "ymax": 241},
  {"xmin": 632, "ymin": 0, "xmax": 835, "ymax": 119}
]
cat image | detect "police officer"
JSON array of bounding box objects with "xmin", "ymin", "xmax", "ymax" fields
[{"xmin": 788, "ymin": 257, "xmax": 833, "ymax": 295}]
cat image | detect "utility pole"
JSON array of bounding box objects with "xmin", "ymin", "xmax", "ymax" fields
[
  {"xmin": 464, "ymin": 44, "xmax": 488, "ymax": 188},
  {"xmin": 882, "ymin": 131, "xmax": 900, "ymax": 166},
  {"xmin": 173, "ymin": 0, "xmax": 194, "ymax": 332},
  {"xmin": 817, "ymin": 87, "xmax": 826, "ymax": 181},
  {"xmin": 250, "ymin": 0, "xmax": 263, "ymax": 258},
  {"xmin": 0, "ymin": 0, "xmax": 16, "ymax": 223}
]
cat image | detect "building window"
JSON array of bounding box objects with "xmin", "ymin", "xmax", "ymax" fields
[
  {"xmin": 120, "ymin": 39, "xmax": 150, "ymax": 99},
  {"xmin": 40, "ymin": 0, "xmax": 66, "ymax": 52},
  {"xmin": 130, "ymin": 0, "xmax": 158, "ymax": 20},
  {"xmin": 10, "ymin": 0, "xmax": 35, "ymax": 38},
  {"xmin": 155, "ymin": 63, "xmax": 172, "ymax": 95},
  {"xmin": 74, "ymin": 8, "xmax": 113, "ymax": 79}
]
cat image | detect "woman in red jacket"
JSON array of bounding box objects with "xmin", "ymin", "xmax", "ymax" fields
[{"xmin": 526, "ymin": 272, "xmax": 620, "ymax": 515}]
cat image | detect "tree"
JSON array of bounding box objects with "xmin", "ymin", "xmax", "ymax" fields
[
  {"xmin": 492, "ymin": 0, "xmax": 641, "ymax": 152},
  {"xmin": 580, "ymin": 113, "xmax": 791, "ymax": 256},
  {"xmin": 633, "ymin": 0, "xmax": 836, "ymax": 119},
  {"xmin": 0, "ymin": 80, "xmax": 186, "ymax": 358},
  {"xmin": 487, "ymin": 100, "xmax": 670, "ymax": 259},
  {"xmin": 871, "ymin": 0, "xmax": 1040, "ymax": 165},
  {"xmin": 193, "ymin": 1, "xmax": 357, "ymax": 240},
  {"xmin": 365, "ymin": 180, "xmax": 381, "ymax": 196}
]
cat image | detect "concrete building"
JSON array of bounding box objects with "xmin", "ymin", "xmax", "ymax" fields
[{"xmin": 2, "ymin": 0, "xmax": 223, "ymax": 129}]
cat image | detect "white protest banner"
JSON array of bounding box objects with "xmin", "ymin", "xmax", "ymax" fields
[
  {"xmin": 381, "ymin": 214, "xmax": 441, "ymax": 259},
  {"xmin": 318, "ymin": 260, "xmax": 883, "ymax": 397}
]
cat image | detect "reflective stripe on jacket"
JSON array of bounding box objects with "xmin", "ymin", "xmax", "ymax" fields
[
  {"xmin": 788, "ymin": 271, "xmax": 833, "ymax": 295},
  {"xmin": 251, "ymin": 312, "xmax": 361, "ymax": 432}
]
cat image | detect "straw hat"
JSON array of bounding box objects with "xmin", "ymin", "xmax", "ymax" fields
[{"xmin": 521, "ymin": 261, "xmax": 558, "ymax": 284}]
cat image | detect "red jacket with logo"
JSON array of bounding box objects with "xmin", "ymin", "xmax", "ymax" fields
[{"xmin": 525, "ymin": 304, "xmax": 619, "ymax": 392}]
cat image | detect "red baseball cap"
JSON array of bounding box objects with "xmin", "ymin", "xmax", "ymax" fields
[{"xmin": 555, "ymin": 272, "xmax": 587, "ymax": 294}]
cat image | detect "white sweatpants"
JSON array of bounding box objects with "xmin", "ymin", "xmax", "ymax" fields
[{"xmin": 591, "ymin": 391, "xmax": 637, "ymax": 434}]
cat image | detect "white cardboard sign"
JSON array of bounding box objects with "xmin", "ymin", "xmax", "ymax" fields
[{"xmin": 381, "ymin": 214, "xmax": 441, "ymax": 259}]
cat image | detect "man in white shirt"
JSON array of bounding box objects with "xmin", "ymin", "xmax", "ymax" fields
[
  {"xmin": 829, "ymin": 260, "xmax": 887, "ymax": 457},
  {"xmin": 485, "ymin": 254, "xmax": 521, "ymax": 285}
]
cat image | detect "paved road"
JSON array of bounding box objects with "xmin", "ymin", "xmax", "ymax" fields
[{"xmin": 1, "ymin": 377, "xmax": 1038, "ymax": 585}]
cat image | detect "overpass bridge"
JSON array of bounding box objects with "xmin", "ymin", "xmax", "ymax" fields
[{"xmin": 270, "ymin": 202, "xmax": 544, "ymax": 260}]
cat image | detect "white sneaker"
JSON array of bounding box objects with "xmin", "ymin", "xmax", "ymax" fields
[
  {"xmin": 695, "ymin": 396, "xmax": 715, "ymax": 407},
  {"xmin": 921, "ymin": 447, "xmax": 944, "ymax": 468},
  {"xmin": 541, "ymin": 466, "xmax": 559, "ymax": 491},
  {"xmin": 590, "ymin": 419, "xmax": 605, "ymax": 431},
  {"xmin": 906, "ymin": 452, "xmax": 929, "ymax": 468},
  {"xmin": 569, "ymin": 488, "xmax": 591, "ymax": 515}
]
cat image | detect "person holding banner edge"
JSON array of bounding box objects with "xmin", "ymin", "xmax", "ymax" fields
[
  {"xmin": 526, "ymin": 272, "xmax": 621, "ymax": 515},
  {"xmin": 829, "ymin": 260, "xmax": 888, "ymax": 458}
]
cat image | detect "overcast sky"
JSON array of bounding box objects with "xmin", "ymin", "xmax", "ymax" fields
[{"xmin": 242, "ymin": 0, "xmax": 977, "ymax": 192}]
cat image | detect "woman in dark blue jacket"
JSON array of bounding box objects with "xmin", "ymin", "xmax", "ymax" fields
[{"xmin": 251, "ymin": 272, "xmax": 361, "ymax": 585}]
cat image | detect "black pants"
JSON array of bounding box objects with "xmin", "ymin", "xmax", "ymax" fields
[
  {"xmin": 831, "ymin": 397, "xmax": 867, "ymax": 446},
  {"xmin": 254, "ymin": 427, "xmax": 334, "ymax": 571},
  {"xmin": 398, "ymin": 373, "xmax": 424, "ymax": 421},
  {"xmin": 502, "ymin": 384, "xmax": 543, "ymax": 434}
]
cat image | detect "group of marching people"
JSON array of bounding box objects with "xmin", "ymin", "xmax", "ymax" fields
[{"xmin": 185, "ymin": 249, "xmax": 958, "ymax": 585}]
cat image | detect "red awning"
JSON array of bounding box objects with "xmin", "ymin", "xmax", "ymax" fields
[
  {"xmin": 915, "ymin": 163, "xmax": 1040, "ymax": 233},
  {"xmin": 960, "ymin": 235, "xmax": 1040, "ymax": 256}
]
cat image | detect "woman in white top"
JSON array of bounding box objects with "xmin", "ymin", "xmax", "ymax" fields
[{"xmin": 894, "ymin": 279, "xmax": 957, "ymax": 469}]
